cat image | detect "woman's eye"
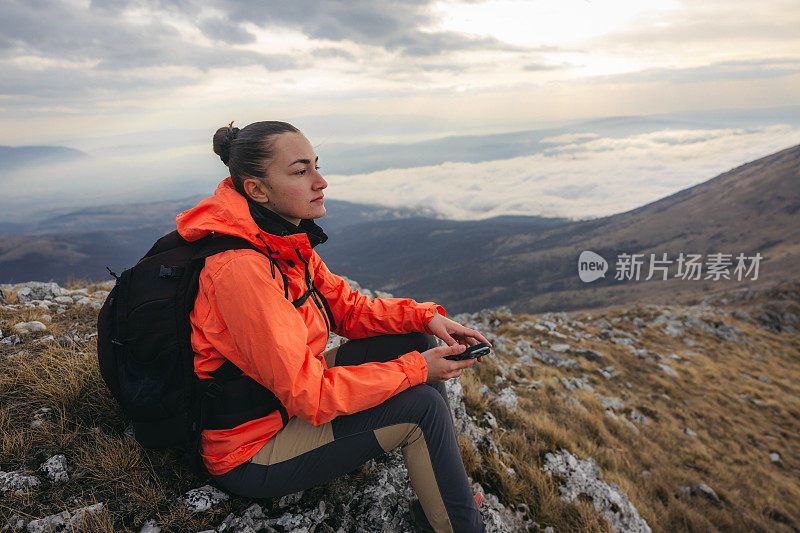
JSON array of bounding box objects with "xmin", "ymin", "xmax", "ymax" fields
[{"xmin": 296, "ymin": 169, "xmax": 307, "ymax": 175}]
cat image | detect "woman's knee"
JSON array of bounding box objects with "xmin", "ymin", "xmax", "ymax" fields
[
  {"xmin": 396, "ymin": 383, "xmax": 451, "ymax": 420},
  {"xmin": 404, "ymin": 331, "xmax": 439, "ymax": 353}
]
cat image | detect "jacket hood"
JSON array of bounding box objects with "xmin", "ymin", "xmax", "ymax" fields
[{"xmin": 176, "ymin": 177, "xmax": 327, "ymax": 258}]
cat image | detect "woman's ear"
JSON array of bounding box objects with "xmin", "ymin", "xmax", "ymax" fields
[{"xmin": 243, "ymin": 177, "xmax": 269, "ymax": 203}]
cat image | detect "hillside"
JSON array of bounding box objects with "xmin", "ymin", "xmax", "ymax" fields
[{"xmin": 0, "ymin": 277, "xmax": 797, "ymax": 532}]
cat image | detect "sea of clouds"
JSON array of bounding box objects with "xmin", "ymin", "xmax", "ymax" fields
[
  {"xmin": 2, "ymin": 122, "xmax": 799, "ymax": 224},
  {"xmin": 323, "ymin": 123, "xmax": 800, "ymax": 221}
]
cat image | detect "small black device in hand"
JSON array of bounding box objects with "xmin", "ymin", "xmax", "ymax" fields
[{"xmin": 444, "ymin": 342, "xmax": 492, "ymax": 361}]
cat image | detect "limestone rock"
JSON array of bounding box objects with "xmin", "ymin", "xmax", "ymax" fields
[
  {"xmin": 544, "ymin": 449, "xmax": 651, "ymax": 533},
  {"xmin": 25, "ymin": 503, "xmax": 104, "ymax": 533},
  {"xmin": 534, "ymin": 349, "xmax": 580, "ymax": 370},
  {"xmin": 40, "ymin": 454, "xmax": 69, "ymax": 483},
  {"xmin": 182, "ymin": 484, "xmax": 229, "ymax": 513},
  {"xmin": 0, "ymin": 469, "xmax": 39, "ymax": 495}
]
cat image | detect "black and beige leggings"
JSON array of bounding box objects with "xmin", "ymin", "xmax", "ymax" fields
[{"xmin": 209, "ymin": 332, "xmax": 486, "ymax": 533}]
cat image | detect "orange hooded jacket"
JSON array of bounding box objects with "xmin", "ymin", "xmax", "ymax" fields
[{"xmin": 176, "ymin": 177, "xmax": 445, "ymax": 476}]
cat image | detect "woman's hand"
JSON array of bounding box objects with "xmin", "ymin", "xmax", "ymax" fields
[
  {"xmin": 426, "ymin": 312, "xmax": 492, "ymax": 362},
  {"xmin": 420, "ymin": 344, "xmax": 477, "ymax": 383}
]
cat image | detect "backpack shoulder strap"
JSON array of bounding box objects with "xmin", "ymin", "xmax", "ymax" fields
[{"xmin": 192, "ymin": 233, "xmax": 266, "ymax": 260}]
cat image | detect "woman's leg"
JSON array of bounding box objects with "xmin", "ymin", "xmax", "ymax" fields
[
  {"xmin": 332, "ymin": 332, "xmax": 452, "ymax": 420},
  {"xmin": 211, "ymin": 333, "xmax": 484, "ymax": 532}
]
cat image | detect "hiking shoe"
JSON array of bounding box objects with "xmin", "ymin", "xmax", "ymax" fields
[{"xmin": 409, "ymin": 493, "xmax": 484, "ymax": 532}]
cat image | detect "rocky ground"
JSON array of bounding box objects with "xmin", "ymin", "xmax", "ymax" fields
[{"xmin": 0, "ymin": 278, "xmax": 798, "ymax": 532}]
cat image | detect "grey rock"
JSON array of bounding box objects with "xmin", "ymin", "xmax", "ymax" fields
[
  {"xmin": 534, "ymin": 349, "xmax": 580, "ymax": 370},
  {"xmin": 679, "ymin": 483, "xmax": 720, "ymax": 504},
  {"xmin": 1, "ymin": 334, "xmax": 21, "ymax": 345},
  {"xmin": 549, "ymin": 343, "xmax": 570, "ymax": 353},
  {"xmin": 278, "ymin": 490, "xmax": 304, "ymax": 508},
  {"xmin": 40, "ymin": 455, "xmax": 69, "ymax": 483},
  {"xmin": 0, "ymin": 469, "xmax": 39, "ymax": 495},
  {"xmin": 561, "ymin": 375, "xmax": 594, "ymax": 392},
  {"xmin": 32, "ymin": 335, "xmax": 55, "ymax": 345},
  {"xmin": 10, "ymin": 282, "xmax": 64, "ymax": 304},
  {"xmin": 26, "ymin": 503, "xmax": 104, "ymax": 533},
  {"xmin": 629, "ymin": 410, "xmax": 649, "ymax": 425},
  {"xmin": 700, "ymin": 318, "xmax": 742, "ymax": 342},
  {"xmin": 758, "ymin": 375, "xmax": 773, "ymax": 384},
  {"xmin": 576, "ymin": 348, "xmax": 604, "ymax": 362},
  {"xmin": 597, "ymin": 395, "xmax": 626, "ymax": 411},
  {"xmin": 657, "ymin": 364, "xmax": 679, "ymax": 377},
  {"xmin": 30, "ymin": 407, "xmax": 53, "ymax": 429},
  {"xmin": 182, "ymin": 484, "xmax": 229, "ymax": 513},
  {"xmin": 597, "ymin": 366, "xmax": 621, "ymax": 380},
  {"xmin": 12, "ymin": 321, "xmax": 47, "ymax": 335},
  {"xmin": 770, "ymin": 452, "xmax": 781, "ymax": 463},
  {"xmin": 495, "ymin": 387, "xmax": 518, "ymax": 411},
  {"xmin": 594, "ymin": 318, "xmax": 612, "ymax": 330},
  {"xmin": 138, "ymin": 519, "xmax": 161, "ymax": 533},
  {"xmin": 732, "ymin": 309, "xmax": 750, "ymax": 321},
  {"xmin": 682, "ymin": 427, "xmax": 697, "ymax": 438},
  {"xmin": 544, "ymin": 449, "xmax": 651, "ymax": 533}
]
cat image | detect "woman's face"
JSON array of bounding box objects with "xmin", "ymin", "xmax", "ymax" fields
[{"xmin": 244, "ymin": 131, "xmax": 327, "ymax": 226}]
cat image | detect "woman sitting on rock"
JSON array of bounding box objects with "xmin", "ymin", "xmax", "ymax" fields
[{"xmin": 175, "ymin": 120, "xmax": 490, "ymax": 532}]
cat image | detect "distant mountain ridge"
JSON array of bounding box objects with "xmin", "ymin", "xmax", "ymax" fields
[{"xmin": 0, "ymin": 145, "xmax": 88, "ymax": 173}]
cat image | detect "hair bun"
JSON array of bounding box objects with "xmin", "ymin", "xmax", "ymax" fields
[
  {"xmin": 213, "ymin": 121, "xmax": 240, "ymax": 166},
  {"xmin": 225, "ymin": 127, "xmax": 240, "ymax": 143}
]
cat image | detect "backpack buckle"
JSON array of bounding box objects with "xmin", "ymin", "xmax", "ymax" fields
[
  {"xmin": 159, "ymin": 265, "xmax": 185, "ymax": 279},
  {"xmin": 205, "ymin": 382, "xmax": 223, "ymax": 399}
]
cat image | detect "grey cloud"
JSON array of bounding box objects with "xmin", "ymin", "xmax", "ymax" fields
[
  {"xmin": 198, "ymin": 17, "xmax": 258, "ymax": 45},
  {"xmin": 312, "ymin": 47, "xmax": 356, "ymax": 60},
  {"xmin": 385, "ymin": 30, "xmax": 522, "ymax": 57},
  {"xmin": 193, "ymin": 0, "xmax": 522, "ymax": 56},
  {"xmin": 0, "ymin": 0, "xmax": 300, "ymax": 70}
]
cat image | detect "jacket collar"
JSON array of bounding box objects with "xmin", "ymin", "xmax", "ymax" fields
[
  {"xmin": 246, "ymin": 196, "xmax": 328, "ymax": 249},
  {"xmin": 175, "ymin": 177, "xmax": 327, "ymax": 259}
]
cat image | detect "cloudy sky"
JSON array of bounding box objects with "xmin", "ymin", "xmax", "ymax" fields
[{"xmin": 2, "ymin": 0, "xmax": 800, "ymax": 222}]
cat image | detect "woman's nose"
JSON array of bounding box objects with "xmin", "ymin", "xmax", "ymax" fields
[{"xmin": 314, "ymin": 170, "xmax": 327, "ymax": 189}]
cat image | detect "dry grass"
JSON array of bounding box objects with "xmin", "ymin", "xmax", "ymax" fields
[
  {"xmin": 455, "ymin": 301, "xmax": 800, "ymax": 532},
  {"xmin": 1, "ymin": 284, "xmax": 799, "ymax": 532}
]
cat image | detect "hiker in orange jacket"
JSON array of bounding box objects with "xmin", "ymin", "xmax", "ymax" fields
[{"xmin": 176, "ymin": 120, "xmax": 489, "ymax": 532}]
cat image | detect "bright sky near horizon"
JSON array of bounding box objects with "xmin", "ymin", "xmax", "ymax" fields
[{"xmin": 1, "ymin": 0, "xmax": 799, "ymax": 222}]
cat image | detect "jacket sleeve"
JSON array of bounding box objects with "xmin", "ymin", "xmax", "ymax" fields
[
  {"xmin": 311, "ymin": 251, "xmax": 446, "ymax": 339},
  {"xmin": 207, "ymin": 252, "xmax": 429, "ymax": 426}
]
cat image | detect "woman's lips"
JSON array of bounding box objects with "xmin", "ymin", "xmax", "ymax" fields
[{"xmin": 312, "ymin": 196, "xmax": 324, "ymax": 202}]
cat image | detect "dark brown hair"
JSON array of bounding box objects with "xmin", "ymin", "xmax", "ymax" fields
[{"xmin": 212, "ymin": 120, "xmax": 301, "ymax": 196}]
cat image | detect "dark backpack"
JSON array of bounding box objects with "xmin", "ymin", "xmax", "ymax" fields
[{"xmin": 96, "ymin": 229, "xmax": 290, "ymax": 480}]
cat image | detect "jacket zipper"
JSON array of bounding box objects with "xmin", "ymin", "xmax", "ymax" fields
[{"xmin": 294, "ymin": 248, "xmax": 337, "ymax": 335}]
